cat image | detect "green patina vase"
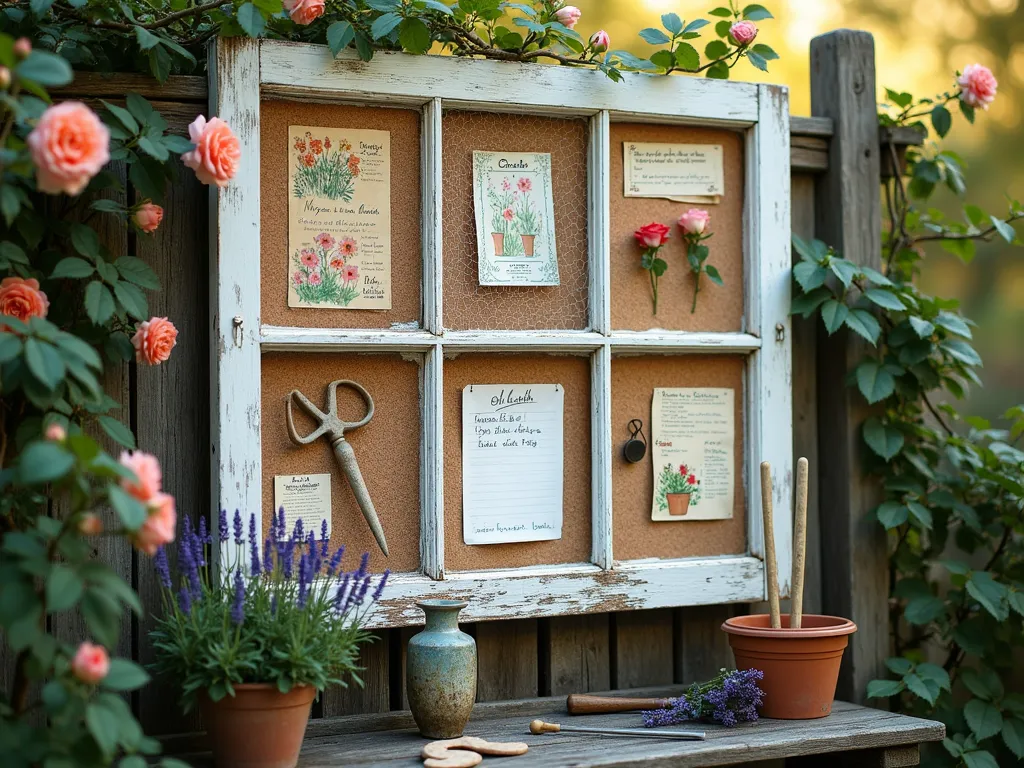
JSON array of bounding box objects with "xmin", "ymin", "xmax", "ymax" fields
[{"xmin": 406, "ymin": 599, "xmax": 477, "ymax": 739}]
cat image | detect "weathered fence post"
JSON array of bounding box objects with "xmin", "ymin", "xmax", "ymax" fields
[{"xmin": 810, "ymin": 30, "xmax": 888, "ymax": 703}]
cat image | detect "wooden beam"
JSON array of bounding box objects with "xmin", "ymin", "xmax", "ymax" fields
[{"xmin": 810, "ymin": 29, "xmax": 889, "ymax": 705}]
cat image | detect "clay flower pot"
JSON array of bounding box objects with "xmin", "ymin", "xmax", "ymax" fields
[
  {"xmin": 200, "ymin": 683, "xmax": 316, "ymax": 768},
  {"xmin": 520, "ymin": 234, "xmax": 536, "ymax": 256},
  {"xmin": 491, "ymin": 232, "xmax": 505, "ymax": 256},
  {"xmin": 722, "ymin": 614, "xmax": 856, "ymax": 720},
  {"xmin": 666, "ymin": 492, "xmax": 691, "ymax": 516}
]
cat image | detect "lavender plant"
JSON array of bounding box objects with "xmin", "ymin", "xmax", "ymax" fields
[
  {"xmin": 643, "ymin": 668, "xmax": 764, "ymax": 728},
  {"xmin": 148, "ymin": 509, "xmax": 389, "ymax": 709}
]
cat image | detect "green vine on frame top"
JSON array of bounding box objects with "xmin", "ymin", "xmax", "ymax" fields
[
  {"xmin": 792, "ymin": 63, "xmax": 1024, "ymax": 768},
  {"xmin": 1, "ymin": 0, "xmax": 779, "ymax": 84}
]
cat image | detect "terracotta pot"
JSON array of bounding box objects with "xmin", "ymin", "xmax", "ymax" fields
[
  {"xmin": 491, "ymin": 232, "xmax": 505, "ymax": 256},
  {"xmin": 666, "ymin": 493, "xmax": 691, "ymax": 516},
  {"xmin": 200, "ymin": 683, "xmax": 315, "ymax": 768},
  {"xmin": 722, "ymin": 614, "xmax": 856, "ymax": 720},
  {"xmin": 520, "ymin": 234, "xmax": 536, "ymax": 256}
]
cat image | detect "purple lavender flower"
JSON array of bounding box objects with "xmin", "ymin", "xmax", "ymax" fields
[
  {"xmin": 218, "ymin": 509, "xmax": 229, "ymax": 543},
  {"xmin": 333, "ymin": 572, "xmax": 352, "ymax": 612},
  {"xmin": 154, "ymin": 546, "xmax": 171, "ymax": 589},
  {"xmin": 319, "ymin": 519, "xmax": 330, "ymax": 560},
  {"xmin": 248, "ymin": 513, "xmax": 261, "ymax": 576},
  {"xmin": 642, "ymin": 668, "xmax": 764, "ymax": 728},
  {"xmin": 231, "ymin": 569, "xmax": 245, "ymax": 625},
  {"xmin": 233, "ymin": 509, "xmax": 244, "ymax": 545},
  {"xmin": 192, "ymin": 516, "xmax": 206, "ymax": 568},
  {"xmin": 282, "ymin": 530, "xmax": 296, "ymax": 579},
  {"xmin": 306, "ymin": 531, "xmax": 319, "ymax": 576},
  {"xmin": 263, "ymin": 537, "xmax": 273, "ymax": 575},
  {"xmin": 297, "ymin": 551, "xmax": 310, "ymax": 608},
  {"xmin": 326, "ymin": 545, "xmax": 345, "ymax": 578},
  {"xmin": 371, "ymin": 569, "xmax": 390, "ymax": 602},
  {"xmin": 277, "ymin": 507, "xmax": 286, "ymax": 541},
  {"xmin": 293, "ymin": 517, "xmax": 304, "ymax": 543},
  {"xmin": 178, "ymin": 585, "xmax": 192, "ymax": 614},
  {"xmin": 180, "ymin": 516, "xmax": 202, "ymax": 599}
]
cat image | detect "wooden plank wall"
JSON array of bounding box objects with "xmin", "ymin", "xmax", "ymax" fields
[{"xmin": 13, "ymin": 65, "xmax": 888, "ymax": 736}]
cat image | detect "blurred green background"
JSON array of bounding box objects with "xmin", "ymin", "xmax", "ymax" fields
[{"xmin": 577, "ymin": 0, "xmax": 1023, "ymax": 419}]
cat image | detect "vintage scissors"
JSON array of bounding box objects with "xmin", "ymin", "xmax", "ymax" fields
[{"xmin": 285, "ymin": 380, "xmax": 388, "ymax": 557}]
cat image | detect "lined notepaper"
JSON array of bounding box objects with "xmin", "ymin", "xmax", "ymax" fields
[{"xmin": 462, "ymin": 384, "xmax": 564, "ymax": 545}]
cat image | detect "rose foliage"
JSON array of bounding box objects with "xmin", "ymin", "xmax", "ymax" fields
[{"xmin": 791, "ymin": 66, "xmax": 1024, "ymax": 768}]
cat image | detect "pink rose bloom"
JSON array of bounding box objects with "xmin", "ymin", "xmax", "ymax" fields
[
  {"xmin": 119, "ymin": 450, "xmax": 162, "ymax": 503},
  {"xmin": 134, "ymin": 202, "xmax": 163, "ymax": 234},
  {"xmin": 0, "ymin": 277, "xmax": 49, "ymax": 329},
  {"xmin": 27, "ymin": 102, "xmax": 110, "ymax": 196},
  {"xmin": 314, "ymin": 232, "xmax": 335, "ymax": 250},
  {"xmin": 729, "ymin": 20, "xmax": 758, "ymax": 46},
  {"xmin": 293, "ymin": 270, "xmax": 305, "ymax": 285},
  {"xmin": 78, "ymin": 513, "xmax": 103, "ymax": 536},
  {"xmin": 133, "ymin": 492, "xmax": 176, "ymax": 556},
  {"xmin": 590, "ymin": 30, "xmax": 610, "ymax": 52},
  {"xmin": 45, "ymin": 423, "xmax": 66, "ymax": 441},
  {"xmin": 343, "ymin": 264, "xmax": 359, "ymax": 282},
  {"xmin": 71, "ymin": 642, "xmax": 109, "ymax": 684},
  {"xmin": 958, "ymin": 64, "xmax": 998, "ymax": 110},
  {"xmin": 182, "ymin": 115, "xmax": 240, "ymax": 188},
  {"xmin": 554, "ymin": 4, "xmax": 582, "ymax": 29},
  {"xmin": 678, "ymin": 208, "xmax": 711, "ymax": 236},
  {"xmin": 503, "ymin": 207, "xmax": 514, "ymax": 221},
  {"xmin": 14, "ymin": 38, "xmax": 31, "ymax": 59},
  {"xmin": 517, "ymin": 177, "xmax": 532, "ymax": 192},
  {"xmin": 634, "ymin": 222, "xmax": 671, "ymax": 249},
  {"xmin": 131, "ymin": 317, "xmax": 178, "ymax": 366},
  {"xmin": 283, "ymin": 0, "xmax": 325, "ymax": 25},
  {"xmin": 309, "ymin": 272, "xmax": 322, "ymax": 286},
  {"xmin": 339, "ymin": 238, "xmax": 358, "ymax": 256}
]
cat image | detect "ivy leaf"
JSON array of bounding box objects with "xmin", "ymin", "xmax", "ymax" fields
[
  {"xmin": 370, "ymin": 12, "xmax": 403, "ymax": 40},
  {"xmin": 930, "ymin": 105, "xmax": 952, "ymax": 138},
  {"xmin": 965, "ymin": 699, "xmax": 1003, "ymax": 741},
  {"xmin": 820, "ymin": 299, "xmax": 849, "ymax": 334},
  {"xmin": 966, "ymin": 572, "xmax": 1008, "ymax": 621},
  {"xmin": 1003, "ymin": 718, "xmax": 1024, "ymax": 759},
  {"xmin": 856, "ymin": 360, "xmax": 895, "ymax": 403},
  {"xmin": 863, "ymin": 288, "xmax": 905, "ymax": 311},
  {"xmin": 876, "ymin": 501, "xmax": 908, "ymax": 530},
  {"xmin": 327, "ymin": 21, "xmax": 355, "ymax": 56},
  {"xmin": 639, "ymin": 28, "xmax": 671, "ymax": 45},
  {"xmin": 845, "ymin": 309, "xmax": 881, "ymax": 345},
  {"xmin": 866, "ymin": 679, "xmax": 905, "ymax": 698}
]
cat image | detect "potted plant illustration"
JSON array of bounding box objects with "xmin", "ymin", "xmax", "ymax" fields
[
  {"xmin": 291, "ymin": 131, "xmax": 360, "ymax": 201},
  {"xmin": 487, "ymin": 178, "xmax": 517, "ymax": 256},
  {"xmin": 513, "ymin": 176, "xmax": 540, "ymax": 256},
  {"xmin": 149, "ymin": 510, "xmax": 389, "ymax": 768},
  {"xmin": 657, "ymin": 463, "xmax": 702, "ymax": 516},
  {"xmin": 292, "ymin": 232, "xmax": 361, "ymax": 307}
]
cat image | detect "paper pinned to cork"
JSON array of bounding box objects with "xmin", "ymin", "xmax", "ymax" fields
[{"xmin": 624, "ymin": 142, "xmax": 724, "ymax": 204}]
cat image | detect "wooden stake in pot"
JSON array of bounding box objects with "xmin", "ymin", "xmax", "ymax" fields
[
  {"xmin": 760, "ymin": 461, "xmax": 781, "ymax": 629},
  {"xmin": 790, "ymin": 457, "xmax": 809, "ymax": 629}
]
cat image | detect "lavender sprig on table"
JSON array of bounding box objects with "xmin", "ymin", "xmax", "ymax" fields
[{"xmin": 643, "ymin": 668, "xmax": 765, "ymax": 728}]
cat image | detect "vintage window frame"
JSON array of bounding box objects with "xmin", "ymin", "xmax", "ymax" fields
[{"xmin": 209, "ymin": 38, "xmax": 793, "ymax": 628}]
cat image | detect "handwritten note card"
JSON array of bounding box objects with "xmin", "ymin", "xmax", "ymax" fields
[
  {"xmin": 624, "ymin": 142, "xmax": 724, "ymax": 203},
  {"xmin": 287, "ymin": 125, "xmax": 391, "ymax": 310},
  {"xmin": 462, "ymin": 384, "xmax": 564, "ymax": 545},
  {"xmin": 274, "ymin": 473, "xmax": 332, "ymax": 534},
  {"xmin": 651, "ymin": 388, "xmax": 734, "ymax": 521}
]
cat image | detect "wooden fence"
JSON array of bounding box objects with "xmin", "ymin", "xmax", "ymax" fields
[{"xmin": 1, "ymin": 30, "xmax": 917, "ymax": 738}]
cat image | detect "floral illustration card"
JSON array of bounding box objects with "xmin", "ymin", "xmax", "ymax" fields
[
  {"xmin": 624, "ymin": 143, "xmax": 724, "ymax": 204},
  {"xmin": 651, "ymin": 388, "xmax": 734, "ymax": 521},
  {"xmin": 472, "ymin": 151, "xmax": 559, "ymax": 286},
  {"xmin": 287, "ymin": 126, "xmax": 391, "ymax": 309}
]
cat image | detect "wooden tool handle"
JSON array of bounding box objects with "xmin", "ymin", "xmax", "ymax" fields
[
  {"xmin": 790, "ymin": 457, "xmax": 809, "ymax": 629},
  {"xmin": 566, "ymin": 694, "xmax": 670, "ymax": 714},
  {"xmin": 530, "ymin": 720, "xmax": 561, "ymax": 734},
  {"xmin": 760, "ymin": 461, "xmax": 781, "ymax": 629}
]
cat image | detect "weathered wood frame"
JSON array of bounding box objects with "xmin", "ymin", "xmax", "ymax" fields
[{"xmin": 209, "ymin": 38, "xmax": 793, "ymax": 628}]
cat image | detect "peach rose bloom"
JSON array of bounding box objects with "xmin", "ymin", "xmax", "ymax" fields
[
  {"xmin": 134, "ymin": 493, "xmax": 177, "ymax": 555},
  {"xmin": 27, "ymin": 102, "xmax": 110, "ymax": 196},
  {"xmin": 284, "ymin": 0, "xmax": 325, "ymax": 25},
  {"xmin": 71, "ymin": 642, "xmax": 109, "ymax": 684},
  {"xmin": 132, "ymin": 316, "xmax": 178, "ymax": 366},
  {"xmin": 119, "ymin": 450, "xmax": 162, "ymax": 503},
  {"xmin": 45, "ymin": 423, "xmax": 66, "ymax": 441},
  {"xmin": 958, "ymin": 63, "xmax": 998, "ymax": 110},
  {"xmin": 0, "ymin": 67, "xmax": 10, "ymax": 90},
  {"xmin": 678, "ymin": 208, "xmax": 711, "ymax": 236},
  {"xmin": 78, "ymin": 513, "xmax": 103, "ymax": 536},
  {"xmin": 182, "ymin": 115, "xmax": 241, "ymax": 188},
  {"xmin": 134, "ymin": 202, "xmax": 163, "ymax": 234},
  {"xmin": 554, "ymin": 5, "xmax": 582, "ymax": 28},
  {"xmin": 0, "ymin": 277, "xmax": 49, "ymax": 329},
  {"xmin": 729, "ymin": 20, "xmax": 758, "ymax": 46}
]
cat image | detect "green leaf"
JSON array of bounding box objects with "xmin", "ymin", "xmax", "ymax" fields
[
  {"xmin": 18, "ymin": 441, "xmax": 74, "ymax": 484},
  {"xmin": 863, "ymin": 288, "xmax": 904, "ymax": 311},
  {"xmin": 965, "ymin": 699, "xmax": 1003, "ymax": 741},
  {"xmin": 370, "ymin": 12, "xmax": 402, "ymax": 40},
  {"xmin": 829, "ymin": 258, "xmax": 857, "ymax": 287},
  {"xmin": 134, "ymin": 25, "xmax": 161, "ymax": 51},
  {"xmin": 56, "ymin": 334, "xmax": 102, "ymax": 370},
  {"xmin": 705, "ymin": 264, "xmax": 723, "ymax": 286},
  {"xmin": 934, "ymin": 311, "xmax": 972, "ymax": 339},
  {"xmin": 746, "ymin": 51, "xmax": 768, "ymax": 72},
  {"xmin": 885, "ymin": 657, "xmax": 913, "ymax": 675},
  {"xmin": 0, "ymin": 332, "xmax": 22, "ymax": 363},
  {"xmin": 71, "ymin": 223, "xmax": 101, "ymax": 259},
  {"xmin": 138, "ymin": 135, "xmax": 169, "ymax": 161},
  {"xmin": 102, "ymin": 100, "xmax": 139, "ymax": 135},
  {"xmin": 906, "ymin": 501, "xmax": 933, "ymax": 529},
  {"xmin": 941, "ymin": 339, "xmax": 982, "ymax": 366},
  {"xmin": 904, "ymin": 595, "xmax": 944, "ymax": 625},
  {"xmin": 820, "ymin": 299, "xmax": 849, "ymax": 334},
  {"xmin": 682, "ymin": 19, "xmax": 710, "ymax": 34},
  {"xmin": 102, "ymin": 658, "xmax": 151, "ymax": 692},
  {"xmin": 24, "ymin": 338, "xmax": 65, "ymax": 390},
  {"xmin": 1002, "ymin": 718, "xmax": 1024, "ymax": 759},
  {"xmin": 661, "ymin": 12, "xmax": 683, "ymax": 34},
  {"xmin": 886, "ymin": 88, "xmax": 913, "ymax": 108},
  {"xmin": 327, "ymin": 20, "xmax": 355, "ymax": 56},
  {"xmin": 790, "ymin": 287, "xmax": 831, "ymax": 318},
  {"xmin": 86, "ymin": 701, "xmax": 120, "ymax": 758},
  {"xmin": 1009, "ymin": 590, "xmax": 1024, "ymax": 617},
  {"xmin": 903, "ymin": 672, "xmax": 940, "ymax": 705},
  {"xmin": 108, "ymin": 485, "xmax": 147, "ymax": 530},
  {"xmin": 845, "ymin": 309, "xmax": 881, "ymax": 345},
  {"xmin": 650, "ymin": 50, "xmax": 675, "ymax": 71},
  {"xmin": 967, "ymin": 572, "xmax": 1008, "ymax": 620},
  {"xmin": 674, "ymin": 42, "xmax": 699, "ymax": 70},
  {"xmin": 15, "ymin": 50, "xmax": 73, "ymax": 86},
  {"xmin": 84, "ymin": 281, "xmax": 115, "ymax": 325},
  {"xmin": 709, "ymin": 7, "xmax": 733, "ymax": 17},
  {"xmin": 742, "ymin": 4, "xmax": 773, "ymax": 20},
  {"xmin": 751, "ymin": 43, "xmax": 778, "ymax": 59},
  {"xmin": 51, "ymin": 257, "xmax": 95, "ymax": 279},
  {"xmin": 793, "ymin": 261, "xmax": 829, "ymax": 291},
  {"xmin": 989, "ymin": 215, "xmax": 1016, "ymax": 243},
  {"xmin": 908, "ymin": 316, "xmax": 935, "ymax": 338},
  {"xmin": 422, "ymin": 0, "xmax": 453, "ymax": 13},
  {"xmin": 98, "ymin": 415, "xmax": 136, "ymax": 449},
  {"xmin": 930, "ymin": 105, "xmax": 952, "ymax": 138},
  {"xmin": 856, "ymin": 360, "xmax": 895, "ymax": 404},
  {"xmin": 866, "ymin": 679, "xmax": 904, "ymax": 698},
  {"xmin": 115, "ymin": 256, "xmax": 160, "ymax": 289},
  {"xmin": 113, "ymin": 281, "xmax": 148, "ymax": 320},
  {"xmin": 237, "ymin": 2, "xmax": 265, "ymax": 37},
  {"xmin": 148, "ymin": 45, "xmax": 171, "ymax": 82},
  {"xmin": 639, "ymin": 27, "xmax": 671, "ymax": 45},
  {"xmin": 705, "ymin": 39, "xmax": 729, "ymax": 59},
  {"xmin": 876, "ymin": 501, "xmax": 908, "ymax": 530},
  {"xmin": 398, "ymin": 17, "xmax": 431, "ymax": 54},
  {"xmin": 706, "ymin": 60, "xmax": 730, "ymax": 79},
  {"xmin": 962, "ymin": 667, "xmax": 1003, "ymax": 700},
  {"xmin": 46, "ymin": 564, "xmax": 84, "ymax": 613},
  {"xmin": 916, "ymin": 663, "xmax": 951, "ymax": 692}
]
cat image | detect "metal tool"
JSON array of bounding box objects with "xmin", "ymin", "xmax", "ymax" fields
[
  {"xmin": 529, "ymin": 719, "xmax": 705, "ymax": 740},
  {"xmin": 286, "ymin": 380, "xmax": 388, "ymax": 557}
]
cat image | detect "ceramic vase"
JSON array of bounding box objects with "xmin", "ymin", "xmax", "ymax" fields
[
  {"xmin": 200, "ymin": 683, "xmax": 315, "ymax": 768},
  {"xmin": 406, "ymin": 599, "xmax": 477, "ymax": 739}
]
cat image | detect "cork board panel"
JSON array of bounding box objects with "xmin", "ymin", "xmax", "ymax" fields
[
  {"xmin": 260, "ymin": 101, "xmax": 422, "ymax": 329},
  {"xmin": 611, "ymin": 355, "xmax": 747, "ymax": 561},
  {"xmin": 261, "ymin": 352, "xmax": 421, "ymax": 574},
  {"xmin": 442, "ymin": 111, "xmax": 590, "ymax": 330},
  {"xmin": 610, "ymin": 123, "xmax": 745, "ymax": 332},
  {"xmin": 444, "ymin": 354, "xmax": 592, "ymax": 571}
]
